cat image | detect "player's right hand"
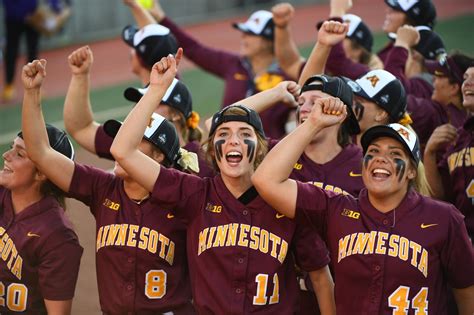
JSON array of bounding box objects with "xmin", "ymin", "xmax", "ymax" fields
[
  {"xmin": 308, "ymin": 97, "xmax": 347, "ymax": 129},
  {"xmin": 276, "ymin": 81, "xmax": 300, "ymax": 107},
  {"xmin": 68, "ymin": 46, "xmax": 93, "ymax": 75},
  {"xmin": 425, "ymin": 124, "xmax": 458, "ymax": 153},
  {"xmin": 395, "ymin": 25, "xmax": 420, "ymax": 49},
  {"xmin": 22, "ymin": 59, "xmax": 47, "ymax": 90},
  {"xmin": 272, "ymin": 3, "xmax": 295, "ymax": 28},
  {"xmin": 317, "ymin": 21, "xmax": 348, "ymax": 47},
  {"xmin": 150, "ymin": 47, "xmax": 183, "ymax": 88}
]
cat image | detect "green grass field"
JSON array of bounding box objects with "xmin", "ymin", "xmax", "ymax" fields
[{"xmin": 1, "ymin": 13, "xmax": 473, "ymax": 155}]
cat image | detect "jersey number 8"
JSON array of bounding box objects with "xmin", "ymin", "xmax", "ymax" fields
[
  {"xmin": 0, "ymin": 282, "xmax": 28, "ymax": 312},
  {"xmin": 145, "ymin": 270, "xmax": 167, "ymax": 299}
]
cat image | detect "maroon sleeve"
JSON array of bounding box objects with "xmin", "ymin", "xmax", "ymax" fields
[
  {"xmin": 295, "ymin": 181, "xmax": 331, "ymax": 228},
  {"xmin": 94, "ymin": 125, "xmax": 114, "ymax": 160},
  {"xmin": 384, "ymin": 47, "xmax": 434, "ymax": 99},
  {"xmin": 440, "ymin": 206, "xmax": 474, "ymax": 288},
  {"xmin": 151, "ymin": 166, "xmax": 206, "ymax": 221},
  {"xmin": 68, "ymin": 163, "xmax": 115, "ymax": 213},
  {"xmin": 161, "ymin": 17, "xmax": 240, "ymax": 79},
  {"xmin": 38, "ymin": 229, "xmax": 83, "ymax": 300},
  {"xmin": 292, "ymin": 223, "xmax": 330, "ymax": 272},
  {"xmin": 325, "ymin": 42, "xmax": 369, "ymax": 80}
]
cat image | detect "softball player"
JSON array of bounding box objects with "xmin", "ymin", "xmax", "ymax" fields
[
  {"xmin": 0, "ymin": 124, "xmax": 82, "ymax": 313},
  {"xmin": 425, "ymin": 65, "xmax": 474, "ymax": 242},
  {"xmin": 253, "ymin": 97, "xmax": 474, "ymax": 314},
  {"xmin": 110, "ymin": 51, "xmax": 334, "ymax": 314},
  {"xmin": 150, "ymin": 0, "xmax": 293, "ymax": 139},
  {"xmin": 63, "ymin": 45, "xmax": 213, "ymax": 178},
  {"xmin": 21, "ymin": 59, "xmax": 195, "ymax": 314}
]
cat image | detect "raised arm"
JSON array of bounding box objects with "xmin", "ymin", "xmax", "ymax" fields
[
  {"xmin": 111, "ymin": 49, "xmax": 182, "ymax": 191},
  {"xmin": 21, "ymin": 60, "xmax": 75, "ymax": 192},
  {"xmin": 252, "ymin": 97, "xmax": 347, "ymax": 218},
  {"xmin": 272, "ymin": 3, "xmax": 305, "ymax": 81},
  {"xmin": 123, "ymin": 0, "xmax": 157, "ymax": 28},
  {"xmin": 298, "ymin": 21, "xmax": 347, "ymax": 86},
  {"xmin": 423, "ymin": 124, "xmax": 458, "ymax": 199},
  {"xmin": 63, "ymin": 46, "xmax": 100, "ymax": 154}
]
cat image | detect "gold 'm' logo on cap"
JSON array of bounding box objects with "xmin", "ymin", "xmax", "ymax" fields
[
  {"xmin": 397, "ymin": 128, "xmax": 410, "ymax": 141},
  {"xmin": 366, "ymin": 75, "xmax": 379, "ymax": 87}
]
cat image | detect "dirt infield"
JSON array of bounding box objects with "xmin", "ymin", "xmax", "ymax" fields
[{"xmin": 1, "ymin": 1, "xmax": 473, "ymax": 314}]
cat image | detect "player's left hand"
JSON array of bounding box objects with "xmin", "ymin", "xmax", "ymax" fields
[
  {"xmin": 21, "ymin": 59, "xmax": 47, "ymax": 90},
  {"xmin": 308, "ymin": 96, "xmax": 347, "ymax": 129},
  {"xmin": 150, "ymin": 47, "xmax": 183, "ymax": 89},
  {"xmin": 394, "ymin": 25, "xmax": 420, "ymax": 49},
  {"xmin": 318, "ymin": 21, "xmax": 348, "ymax": 47},
  {"xmin": 272, "ymin": 3, "xmax": 295, "ymax": 28}
]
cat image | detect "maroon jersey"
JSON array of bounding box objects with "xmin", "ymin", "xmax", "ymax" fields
[
  {"xmin": 290, "ymin": 144, "xmax": 364, "ymax": 197},
  {"xmin": 407, "ymin": 95, "xmax": 467, "ymax": 147},
  {"xmin": 439, "ymin": 117, "xmax": 474, "ymax": 240},
  {"xmin": 68, "ymin": 164, "xmax": 193, "ymax": 314},
  {"xmin": 161, "ymin": 17, "xmax": 293, "ymax": 139},
  {"xmin": 151, "ymin": 167, "xmax": 330, "ymax": 314},
  {"xmin": 0, "ymin": 187, "xmax": 83, "ymax": 314},
  {"xmin": 295, "ymin": 183, "xmax": 474, "ymax": 314},
  {"xmin": 95, "ymin": 125, "xmax": 214, "ymax": 178}
]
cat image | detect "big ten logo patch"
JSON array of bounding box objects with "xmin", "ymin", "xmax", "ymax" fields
[
  {"xmin": 205, "ymin": 203, "xmax": 222, "ymax": 213},
  {"xmin": 103, "ymin": 198, "xmax": 120, "ymax": 211},
  {"xmin": 341, "ymin": 208, "xmax": 360, "ymax": 220},
  {"xmin": 293, "ymin": 163, "xmax": 303, "ymax": 170}
]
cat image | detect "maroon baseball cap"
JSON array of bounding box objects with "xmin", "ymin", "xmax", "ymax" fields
[{"xmin": 425, "ymin": 54, "xmax": 464, "ymax": 84}]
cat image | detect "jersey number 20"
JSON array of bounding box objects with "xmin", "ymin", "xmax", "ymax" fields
[
  {"xmin": 0, "ymin": 282, "xmax": 27, "ymax": 312},
  {"xmin": 145, "ymin": 270, "xmax": 167, "ymax": 299},
  {"xmin": 388, "ymin": 286, "xmax": 428, "ymax": 315}
]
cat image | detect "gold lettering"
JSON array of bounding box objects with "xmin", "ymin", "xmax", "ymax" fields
[
  {"xmin": 398, "ymin": 237, "xmax": 409, "ymax": 261},
  {"xmin": 96, "ymin": 226, "xmax": 103, "ymax": 251},
  {"xmin": 388, "ymin": 234, "xmax": 399, "ymax": 257},
  {"xmin": 278, "ymin": 239, "xmax": 288, "ymax": 263},
  {"xmin": 158, "ymin": 234, "xmax": 170, "ymax": 258},
  {"xmin": 213, "ymin": 225, "xmax": 228, "ymax": 247},
  {"xmin": 148, "ymin": 230, "xmax": 159, "ymax": 254},
  {"xmin": 138, "ymin": 227, "xmax": 150, "ymax": 250},
  {"xmin": 338, "ymin": 235, "xmax": 350, "ymax": 262},
  {"xmin": 226, "ymin": 223, "xmax": 239, "ymax": 246},
  {"xmin": 11, "ymin": 256, "xmax": 22, "ymax": 280},
  {"xmin": 106, "ymin": 224, "xmax": 121, "ymax": 246},
  {"xmin": 115, "ymin": 224, "xmax": 128, "ymax": 246},
  {"xmin": 127, "ymin": 225, "xmax": 139, "ymax": 247},
  {"xmin": 238, "ymin": 224, "xmax": 250, "ymax": 247},
  {"xmin": 418, "ymin": 249, "xmax": 428, "ymax": 278},
  {"xmin": 6, "ymin": 246, "xmax": 17, "ymax": 269},
  {"xmin": 249, "ymin": 226, "xmax": 260, "ymax": 250},
  {"xmin": 352, "ymin": 233, "xmax": 370, "ymax": 255},
  {"xmin": 375, "ymin": 232, "xmax": 388, "ymax": 255},
  {"xmin": 269, "ymin": 233, "xmax": 281, "ymax": 259},
  {"xmin": 259, "ymin": 229, "xmax": 269, "ymax": 254},
  {"xmin": 364, "ymin": 231, "xmax": 378, "ymax": 254},
  {"xmin": 198, "ymin": 228, "xmax": 209, "ymax": 255},
  {"xmin": 207, "ymin": 226, "xmax": 217, "ymax": 248},
  {"xmin": 346, "ymin": 233, "xmax": 358, "ymax": 256},
  {"xmin": 165, "ymin": 241, "xmax": 175, "ymax": 265},
  {"xmin": 410, "ymin": 242, "xmax": 422, "ymax": 268},
  {"xmin": 2, "ymin": 238, "xmax": 13, "ymax": 260}
]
